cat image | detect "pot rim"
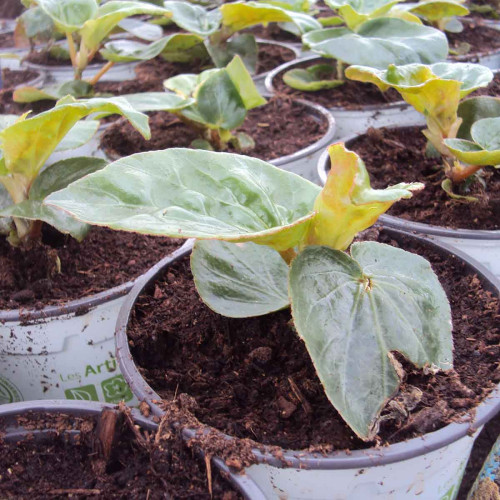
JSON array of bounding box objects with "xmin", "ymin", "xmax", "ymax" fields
[
  {"xmin": 0, "ymin": 399, "xmax": 266, "ymax": 500},
  {"xmin": 316, "ymin": 125, "xmax": 500, "ymax": 240},
  {"xmin": 101, "ymin": 94, "xmax": 336, "ymax": 167},
  {"xmin": 253, "ymin": 37, "xmax": 301, "ymax": 81},
  {"xmin": 264, "ymin": 54, "xmax": 410, "ymax": 112},
  {"xmin": 115, "ymin": 230, "xmax": 500, "ymax": 471},
  {"xmin": 0, "ymin": 240, "xmax": 191, "ymax": 324},
  {"xmin": 21, "ymin": 59, "xmax": 137, "ymax": 73}
]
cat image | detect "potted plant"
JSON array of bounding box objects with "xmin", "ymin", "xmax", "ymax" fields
[
  {"xmin": 265, "ymin": 8, "xmax": 448, "ymax": 137},
  {"xmin": 322, "ymin": 61, "xmax": 500, "ymax": 277},
  {"xmin": 45, "ymin": 145, "xmax": 500, "ymax": 498},
  {"xmin": 0, "ymin": 400, "xmax": 265, "ymax": 498},
  {"xmin": 0, "ymin": 96, "xmax": 184, "ymax": 404},
  {"xmin": 99, "ymin": 55, "xmax": 336, "ymax": 181}
]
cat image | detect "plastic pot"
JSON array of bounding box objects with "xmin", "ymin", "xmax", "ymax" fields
[
  {"xmin": 0, "ymin": 242, "xmax": 190, "ymax": 405},
  {"xmin": 265, "ymin": 55, "xmax": 426, "ymax": 139},
  {"xmin": 101, "ymin": 97, "xmax": 335, "ymax": 183},
  {"xmin": 0, "ymin": 400, "xmax": 266, "ymax": 500},
  {"xmin": 115, "ymin": 231, "xmax": 500, "ymax": 500},
  {"xmin": 317, "ymin": 127, "xmax": 500, "ymax": 278},
  {"xmin": 252, "ymin": 39, "xmax": 301, "ymax": 94}
]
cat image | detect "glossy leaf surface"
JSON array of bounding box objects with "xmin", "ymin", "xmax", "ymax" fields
[
  {"xmin": 457, "ymin": 96, "xmax": 500, "ymax": 141},
  {"xmin": 38, "ymin": 0, "xmax": 98, "ymax": 32},
  {"xmin": 283, "ymin": 64, "xmax": 343, "ymax": 91},
  {"xmin": 191, "ymin": 239, "xmax": 289, "ymax": 317},
  {"xmin": 289, "ymin": 242, "xmax": 453, "ymax": 440},
  {"xmin": 45, "ymin": 149, "xmax": 321, "ymax": 251},
  {"xmin": 164, "ymin": 1, "xmax": 221, "ymax": 35}
]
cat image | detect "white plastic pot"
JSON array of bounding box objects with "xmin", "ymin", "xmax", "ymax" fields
[
  {"xmin": 0, "ymin": 242, "xmax": 189, "ymax": 405},
  {"xmin": 265, "ymin": 55, "xmax": 426, "ymax": 139},
  {"xmin": 317, "ymin": 129, "xmax": 500, "ymax": 279},
  {"xmin": 0, "ymin": 400, "xmax": 266, "ymax": 500},
  {"xmin": 115, "ymin": 231, "xmax": 500, "ymax": 500}
]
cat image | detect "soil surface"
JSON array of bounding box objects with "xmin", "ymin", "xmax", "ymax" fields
[
  {"xmin": 1, "ymin": 0, "xmax": 24, "ymax": 19},
  {"xmin": 100, "ymin": 97, "xmax": 327, "ymax": 161},
  {"xmin": 245, "ymin": 24, "xmax": 301, "ymax": 43},
  {"xmin": 273, "ymin": 58, "xmax": 402, "ymax": 109},
  {"xmin": 0, "ymin": 407, "xmax": 241, "ymax": 499},
  {"xmin": 0, "ymin": 227, "xmax": 182, "ymax": 309},
  {"xmin": 470, "ymin": 70, "xmax": 500, "ymax": 97},
  {"xmin": 448, "ymin": 21, "xmax": 500, "ymax": 60},
  {"xmin": 127, "ymin": 229, "xmax": 500, "ymax": 452},
  {"xmin": 0, "ymin": 31, "xmax": 15, "ymax": 48},
  {"xmin": 1, "ymin": 68, "xmax": 38, "ymax": 88},
  {"xmin": 346, "ymin": 126, "xmax": 500, "ymax": 230}
]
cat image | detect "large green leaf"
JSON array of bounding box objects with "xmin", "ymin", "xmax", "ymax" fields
[
  {"xmin": 54, "ymin": 120, "xmax": 99, "ymax": 152},
  {"xmin": 444, "ymin": 117, "xmax": 500, "ymax": 166},
  {"xmin": 0, "ymin": 115, "xmax": 20, "ymax": 132},
  {"xmin": 38, "ymin": 0, "xmax": 98, "ymax": 33},
  {"xmin": 164, "ymin": 1, "xmax": 221, "ymax": 36},
  {"xmin": 303, "ymin": 18, "xmax": 448, "ymax": 68},
  {"xmin": 220, "ymin": 1, "xmax": 321, "ymax": 33},
  {"xmin": 0, "ymin": 184, "xmax": 11, "ymax": 234},
  {"xmin": 0, "ymin": 157, "xmax": 107, "ymax": 240},
  {"xmin": 304, "ymin": 144, "xmax": 423, "ymax": 250},
  {"xmin": 80, "ymin": 1, "xmax": 172, "ymax": 52},
  {"xmin": 159, "ymin": 33, "xmax": 208, "ymax": 63},
  {"xmin": 19, "ymin": 6, "xmax": 55, "ymax": 40},
  {"xmin": 283, "ymin": 64, "xmax": 343, "ymax": 91},
  {"xmin": 45, "ymin": 149, "xmax": 321, "ymax": 251},
  {"xmin": 324, "ymin": 0, "xmax": 402, "ymax": 29},
  {"xmin": 117, "ymin": 18, "xmax": 163, "ymax": 41},
  {"xmin": 403, "ymin": 0, "xmax": 469, "ymax": 22},
  {"xmin": 100, "ymin": 37, "xmax": 176, "ymax": 62},
  {"xmin": 457, "ymin": 96, "xmax": 500, "ymax": 141},
  {"xmin": 119, "ymin": 92, "xmax": 194, "ymax": 112},
  {"xmin": 206, "ymin": 33, "xmax": 258, "ymax": 72},
  {"xmin": 289, "ymin": 242, "xmax": 453, "ymax": 440},
  {"xmin": 191, "ymin": 239, "xmax": 289, "ymax": 317},
  {"xmin": 13, "ymin": 81, "xmax": 94, "ymax": 103}
]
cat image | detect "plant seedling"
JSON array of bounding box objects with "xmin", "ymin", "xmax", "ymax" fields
[
  {"xmin": 345, "ymin": 62, "xmax": 498, "ymax": 198},
  {"xmin": 46, "ymin": 143, "xmax": 453, "ymax": 441},
  {"xmin": 0, "ymin": 96, "xmax": 149, "ymax": 247}
]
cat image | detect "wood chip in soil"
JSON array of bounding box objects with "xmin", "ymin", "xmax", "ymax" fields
[
  {"xmin": 100, "ymin": 97, "xmax": 327, "ymax": 162},
  {"xmin": 272, "ymin": 58, "xmax": 402, "ymax": 109},
  {"xmin": 347, "ymin": 126, "xmax": 500, "ymax": 230},
  {"xmin": 0, "ymin": 407, "xmax": 242, "ymax": 499},
  {"xmin": 0, "ymin": 226, "xmax": 182, "ymax": 309},
  {"xmin": 127, "ymin": 228, "xmax": 500, "ymax": 452}
]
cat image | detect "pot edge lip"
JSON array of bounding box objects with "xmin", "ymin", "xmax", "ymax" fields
[
  {"xmin": 0, "ymin": 240, "xmax": 191, "ymax": 323},
  {"xmin": 0, "ymin": 398, "xmax": 266, "ymax": 500},
  {"xmin": 316, "ymin": 127, "xmax": 500, "ymax": 240},
  {"xmin": 21, "ymin": 59, "xmax": 138, "ymax": 73},
  {"xmin": 115, "ymin": 230, "xmax": 500, "ymax": 471},
  {"xmin": 100, "ymin": 94, "xmax": 336, "ymax": 168}
]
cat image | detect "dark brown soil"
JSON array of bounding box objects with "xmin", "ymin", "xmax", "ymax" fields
[
  {"xmin": 448, "ymin": 21, "xmax": 500, "ymax": 60},
  {"xmin": 24, "ymin": 50, "xmax": 106, "ymax": 67},
  {"xmin": 0, "ymin": 226, "xmax": 182, "ymax": 309},
  {"xmin": 2, "ymin": 68, "xmax": 38, "ymax": 87},
  {"xmin": 245, "ymin": 24, "xmax": 301, "ymax": 43},
  {"xmin": 0, "ymin": 89, "xmax": 52, "ymax": 115},
  {"xmin": 100, "ymin": 97, "xmax": 327, "ymax": 161},
  {"xmin": 1, "ymin": 0, "xmax": 24, "ymax": 19},
  {"xmin": 256, "ymin": 42, "xmax": 296, "ymax": 74},
  {"xmin": 0, "ymin": 31, "xmax": 15, "ymax": 48},
  {"xmin": 0, "ymin": 408, "xmax": 241, "ymax": 499},
  {"xmin": 469, "ymin": 70, "xmax": 500, "ymax": 97},
  {"xmin": 273, "ymin": 58, "xmax": 402, "ymax": 109},
  {"xmin": 127, "ymin": 229, "xmax": 500, "ymax": 452},
  {"xmin": 347, "ymin": 126, "xmax": 500, "ymax": 230}
]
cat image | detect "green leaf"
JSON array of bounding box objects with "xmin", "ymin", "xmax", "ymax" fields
[
  {"xmin": 14, "ymin": 81, "xmax": 94, "ymax": 103},
  {"xmin": 457, "ymin": 96, "xmax": 500, "ymax": 141},
  {"xmin": 0, "ymin": 156, "xmax": 108, "ymax": 240},
  {"xmin": 303, "ymin": 18, "xmax": 448, "ymax": 68},
  {"xmin": 164, "ymin": 0, "xmax": 221, "ymax": 36},
  {"xmin": 158, "ymin": 33, "xmax": 208, "ymax": 63},
  {"xmin": 45, "ymin": 148, "xmax": 321, "ymax": 251},
  {"xmin": 191, "ymin": 239, "xmax": 289, "ymax": 317},
  {"xmin": 304, "ymin": 144, "xmax": 423, "ymax": 250},
  {"xmin": 117, "ymin": 18, "xmax": 163, "ymax": 41},
  {"xmin": 101, "ymin": 37, "xmax": 175, "ymax": 62},
  {"xmin": 289, "ymin": 242, "xmax": 453, "ymax": 440},
  {"xmin": 54, "ymin": 120, "xmax": 99, "ymax": 152},
  {"xmin": 164, "ymin": 74, "xmax": 200, "ymax": 98},
  {"xmin": 206, "ymin": 33, "xmax": 258, "ymax": 73},
  {"xmin": 471, "ymin": 118, "xmax": 500, "ymax": 152},
  {"xmin": 325, "ymin": 0, "xmax": 401, "ymax": 30},
  {"xmin": 283, "ymin": 64, "xmax": 344, "ymax": 91},
  {"xmin": 19, "ymin": 6, "xmax": 55, "ymax": 40},
  {"xmin": 120, "ymin": 92, "xmax": 194, "ymax": 112},
  {"xmin": 80, "ymin": 1, "xmax": 173, "ymax": 52},
  {"xmin": 0, "ymin": 184, "xmax": 11, "ymax": 234},
  {"xmin": 0, "ymin": 115, "xmax": 20, "ymax": 132},
  {"xmin": 38, "ymin": 0, "xmax": 98, "ymax": 33},
  {"xmin": 220, "ymin": 1, "xmax": 321, "ymax": 33},
  {"xmin": 404, "ymin": 0, "xmax": 469, "ymax": 22}
]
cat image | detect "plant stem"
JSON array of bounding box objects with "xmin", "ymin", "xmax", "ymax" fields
[
  {"xmin": 279, "ymin": 248, "xmax": 297, "ymax": 265},
  {"xmin": 88, "ymin": 61, "xmax": 115, "ymax": 86},
  {"xmin": 447, "ymin": 162, "xmax": 483, "ymax": 184},
  {"xmin": 336, "ymin": 60, "xmax": 344, "ymax": 81},
  {"xmin": 66, "ymin": 32, "xmax": 79, "ymax": 79}
]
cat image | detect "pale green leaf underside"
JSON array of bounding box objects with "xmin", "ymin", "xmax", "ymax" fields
[
  {"xmin": 191, "ymin": 240, "xmax": 289, "ymax": 317},
  {"xmin": 117, "ymin": 18, "xmax": 163, "ymax": 41},
  {"xmin": 54, "ymin": 120, "xmax": 99, "ymax": 152},
  {"xmin": 303, "ymin": 18, "xmax": 448, "ymax": 68},
  {"xmin": 164, "ymin": 0, "xmax": 221, "ymax": 36},
  {"xmin": 45, "ymin": 149, "xmax": 321, "ymax": 251},
  {"xmin": 289, "ymin": 242, "xmax": 452, "ymax": 440},
  {"xmin": 120, "ymin": 92, "xmax": 194, "ymax": 112},
  {"xmin": 458, "ymin": 96, "xmax": 500, "ymax": 141},
  {"xmin": 283, "ymin": 65, "xmax": 343, "ymax": 91}
]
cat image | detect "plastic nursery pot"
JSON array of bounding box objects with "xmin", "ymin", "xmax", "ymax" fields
[
  {"xmin": 0, "ymin": 242, "xmax": 191, "ymax": 406},
  {"xmin": 115, "ymin": 232, "xmax": 500, "ymax": 500},
  {"xmin": 101, "ymin": 96, "xmax": 336, "ymax": 183},
  {"xmin": 317, "ymin": 126, "xmax": 500, "ymax": 279},
  {"xmin": 265, "ymin": 55, "xmax": 426, "ymax": 140},
  {"xmin": 252, "ymin": 38, "xmax": 301, "ymax": 94},
  {"xmin": 0, "ymin": 399, "xmax": 265, "ymax": 500}
]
